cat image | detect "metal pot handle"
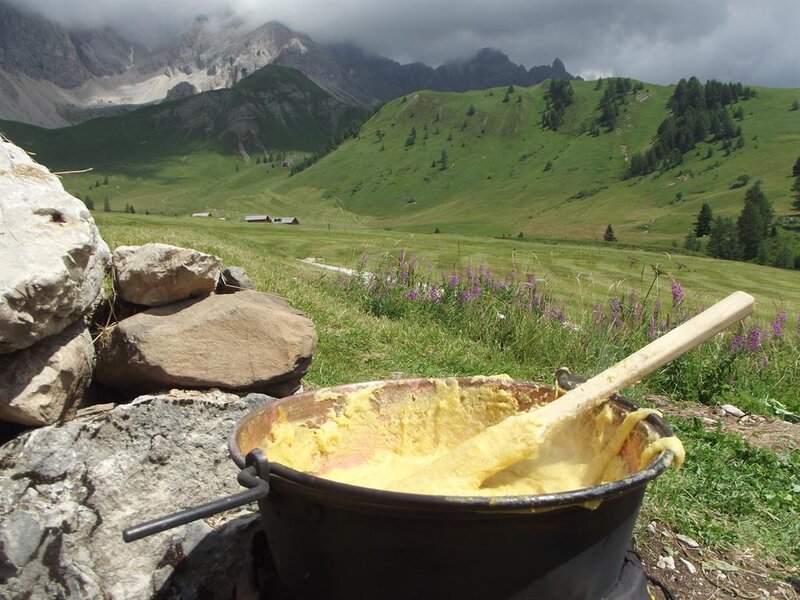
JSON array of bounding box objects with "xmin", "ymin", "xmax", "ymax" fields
[
  {"xmin": 122, "ymin": 449, "xmax": 270, "ymax": 542},
  {"xmin": 554, "ymin": 367, "xmax": 587, "ymax": 393}
]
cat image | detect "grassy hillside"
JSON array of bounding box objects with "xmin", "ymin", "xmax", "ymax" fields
[
  {"xmin": 2, "ymin": 76, "xmax": 798, "ymax": 251},
  {"xmin": 277, "ymin": 80, "xmax": 800, "ymax": 245}
]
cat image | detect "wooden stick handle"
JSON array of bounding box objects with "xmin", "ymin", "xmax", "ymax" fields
[{"xmin": 536, "ymin": 290, "xmax": 755, "ymax": 423}]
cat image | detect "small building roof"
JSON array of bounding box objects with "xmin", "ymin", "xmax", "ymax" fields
[
  {"xmin": 192, "ymin": 212, "xmax": 211, "ymax": 217},
  {"xmin": 244, "ymin": 215, "xmax": 270, "ymax": 222},
  {"xmin": 271, "ymin": 216, "xmax": 299, "ymax": 224}
]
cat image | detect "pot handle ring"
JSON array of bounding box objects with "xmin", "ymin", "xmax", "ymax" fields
[{"xmin": 122, "ymin": 449, "xmax": 270, "ymax": 543}]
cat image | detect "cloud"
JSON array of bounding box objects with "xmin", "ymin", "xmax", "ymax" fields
[{"xmin": 9, "ymin": 0, "xmax": 800, "ymax": 87}]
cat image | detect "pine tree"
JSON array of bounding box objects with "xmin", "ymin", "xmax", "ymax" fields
[
  {"xmin": 85, "ymin": 196, "xmax": 94, "ymax": 210},
  {"xmin": 439, "ymin": 149, "xmax": 448, "ymax": 171},
  {"xmin": 466, "ymin": 104, "xmax": 476, "ymax": 116},
  {"xmin": 102, "ymin": 175, "xmax": 109, "ymax": 185},
  {"xmin": 707, "ymin": 216, "xmax": 741, "ymax": 260},
  {"xmin": 743, "ymin": 182, "xmax": 773, "ymax": 236},
  {"xmin": 791, "ymin": 176, "xmax": 800, "ymax": 214},
  {"xmin": 603, "ymin": 224, "xmax": 617, "ymax": 242},
  {"xmin": 694, "ymin": 202, "xmax": 713, "ymax": 237},
  {"xmin": 792, "ymin": 156, "xmax": 800, "ymax": 177},
  {"xmin": 103, "ymin": 197, "xmax": 111, "ymax": 212},
  {"xmin": 737, "ymin": 199, "xmax": 765, "ymax": 260}
]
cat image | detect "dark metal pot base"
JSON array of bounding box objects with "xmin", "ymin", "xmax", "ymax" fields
[{"xmin": 252, "ymin": 543, "xmax": 654, "ymax": 600}]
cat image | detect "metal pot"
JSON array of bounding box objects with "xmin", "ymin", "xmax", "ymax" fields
[{"xmin": 125, "ymin": 375, "xmax": 677, "ymax": 600}]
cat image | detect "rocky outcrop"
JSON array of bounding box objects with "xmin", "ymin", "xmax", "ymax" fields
[
  {"xmin": 216, "ymin": 266, "xmax": 255, "ymax": 294},
  {"xmin": 165, "ymin": 81, "xmax": 198, "ymax": 102},
  {"xmin": 0, "ymin": 139, "xmax": 110, "ymax": 354},
  {"xmin": 0, "ymin": 320, "xmax": 94, "ymax": 426},
  {"xmin": 96, "ymin": 290, "xmax": 317, "ymax": 396},
  {"xmin": 112, "ymin": 243, "xmax": 221, "ymax": 307},
  {"xmin": 0, "ymin": 390, "xmax": 272, "ymax": 599}
]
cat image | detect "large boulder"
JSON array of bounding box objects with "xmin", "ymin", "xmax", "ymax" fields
[
  {"xmin": 0, "ymin": 390, "xmax": 272, "ymax": 599},
  {"xmin": 96, "ymin": 290, "xmax": 317, "ymax": 396},
  {"xmin": 0, "ymin": 320, "xmax": 94, "ymax": 426},
  {"xmin": 112, "ymin": 243, "xmax": 221, "ymax": 307},
  {"xmin": 0, "ymin": 140, "xmax": 110, "ymax": 353}
]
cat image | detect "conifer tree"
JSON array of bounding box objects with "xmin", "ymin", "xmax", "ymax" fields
[
  {"xmin": 737, "ymin": 200, "xmax": 764, "ymax": 260},
  {"xmin": 603, "ymin": 224, "xmax": 617, "ymax": 242},
  {"xmin": 694, "ymin": 202, "xmax": 713, "ymax": 237},
  {"xmin": 792, "ymin": 155, "xmax": 800, "ymax": 177},
  {"xmin": 707, "ymin": 216, "xmax": 740, "ymax": 260}
]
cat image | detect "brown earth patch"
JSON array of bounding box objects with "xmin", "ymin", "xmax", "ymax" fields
[
  {"xmin": 636, "ymin": 522, "xmax": 798, "ymax": 599},
  {"xmin": 646, "ymin": 395, "xmax": 800, "ymax": 454}
]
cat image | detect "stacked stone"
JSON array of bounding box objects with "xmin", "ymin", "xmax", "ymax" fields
[{"xmin": 0, "ymin": 139, "xmax": 110, "ymax": 426}]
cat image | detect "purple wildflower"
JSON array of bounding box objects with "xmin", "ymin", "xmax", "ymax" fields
[
  {"xmin": 745, "ymin": 327, "xmax": 761, "ymax": 353},
  {"xmin": 671, "ymin": 280, "xmax": 684, "ymax": 308},
  {"xmin": 546, "ymin": 306, "xmax": 566, "ymax": 323},
  {"xmin": 771, "ymin": 310, "xmax": 787, "ymax": 338},
  {"xmin": 647, "ymin": 315, "xmax": 658, "ymax": 338},
  {"xmin": 427, "ymin": 287, "xmax": 443, "ymax": 303},
  {"xmin": 632, "ymin": 302, "xmax": 644, "ymax": 326},
  {"xmin": 459, "ymin": 290, "xmax": 473, "ymax": 303},
  {"xmin": 471, "ymin": 284, "xmax": 483, "ymax": 297},
  {"xmin": 729, "ymin": 334, "xmax": 745, "ymax": 354},
  {"xmin": 448, "ymin": 274, "xmax": 460, "ymax": 287},
  {"xmin": 400, "ymin": 265, "xmax": 409, "ymax": 284},
  {"xmin": 405, "ymin": 290, "xmax": 419, "ymax": 301},
  {"xmin": 654, "ymin": 298, "xmax": 662, "ymax": 317},
  {"xmin": 593, "ymin": 304, "xmax": 605, "ymax": 325},
  {"xmin": 609, "ymin": 297, "xmax": 622, "ymax": 329}
]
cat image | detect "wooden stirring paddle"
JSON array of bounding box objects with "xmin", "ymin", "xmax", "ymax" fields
[{"xmin": 395, "ymin": 291, "xmax": 755, "ymax": 495}]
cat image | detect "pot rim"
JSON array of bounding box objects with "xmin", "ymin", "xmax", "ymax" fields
[{"xmin": 229, "ymin": 377, "xmax": 676, "ymax": 511}]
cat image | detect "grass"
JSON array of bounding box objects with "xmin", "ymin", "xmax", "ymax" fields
[{"xmin": 95, "ymin": 214, "xmax": 799, "ymax": 568}]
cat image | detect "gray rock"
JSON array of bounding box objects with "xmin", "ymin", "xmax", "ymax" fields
[
  {"xmin": 96, "ymin": 290, "xmax": 317, "ymax": 397},
  {"xmin": 0, "ymin": 140, "xmax": 110, "ymax": 354},
  {"xmin": 165, "ymin": 81, "xmax": 198, "ymax": 101},
  {"xmin": 0, "ymin": 320, "xmax": 94, "ymax": 426},
  {"xmin": 0, "ymin": 390, "xmax": 273, "ymax": 599},
  {"xmin": 720, "ymin": 403, "xmax": 745, "ymax": 418},
  {"xmin": 216, "ymin": 265, "xmax": 255, "ymax": 294},
  {"xmin": 112, "ymin": 243, "xmax": 221, "ymax": 307}
]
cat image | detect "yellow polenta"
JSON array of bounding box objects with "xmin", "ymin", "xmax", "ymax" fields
[{"xmin": 264, "ymin": 377, "xmax": 684, "ymax": 496}]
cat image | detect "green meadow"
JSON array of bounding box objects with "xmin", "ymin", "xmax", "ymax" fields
[{"xmin": 95, "ymin": 213, "xmax": 799, "ymax": 571}]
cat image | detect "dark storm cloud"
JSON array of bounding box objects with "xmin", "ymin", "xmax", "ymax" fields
[{"xmin": 9, "ymin": 0, "xmax": 800, "ymax": 87}]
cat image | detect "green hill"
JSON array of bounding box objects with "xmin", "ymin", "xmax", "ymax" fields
[
  {"xmin": 2, "ymin": 76, "xmax": 798, "ymax": 252},
  {"xmin": 275, "ymin": 79, "xmax": 800, "ymax": 246}
]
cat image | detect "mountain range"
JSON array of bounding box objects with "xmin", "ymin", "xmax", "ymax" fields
[{"xmin": 0, "ymin": 1, "xmax": 577, "ymax": 128}]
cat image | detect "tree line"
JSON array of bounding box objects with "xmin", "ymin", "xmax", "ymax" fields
[
  {"xmin": 686, "ymin": 179, "xmax": 798, "ymax": 270},
  {"xmin": 541, "ymin": 79, "xmax": 575, "ymax": 131},
  {"xmin": 627, "ymin": 77, "xmax": 754, "ymax": 178},
  {"xmin": 594, "ymin": 77, "xmax": 644, "ymax": 133}
]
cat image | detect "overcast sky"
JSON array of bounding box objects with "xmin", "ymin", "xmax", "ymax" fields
[{"xmin": 11, "ymin": 0, "xmax": 800, "ymax": 88}]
